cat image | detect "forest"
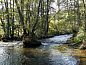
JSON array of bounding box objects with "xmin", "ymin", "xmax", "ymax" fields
[
  {"xmin": 0, "ymin": 0, "xmax": 86, "ymax": 65},
  {"xmin": 0, "ymin": 0, "xmax": 86, "ymax": 48}
]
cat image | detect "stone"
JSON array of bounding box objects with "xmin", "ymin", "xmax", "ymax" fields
[{"xmin": 23, "ymin": 35, "xmax": 41, "ymax": 48}]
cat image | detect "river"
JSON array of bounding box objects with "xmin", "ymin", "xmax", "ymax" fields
[{"xmin": 0, "ymin": 34, "xmax": 85, "ymax": 65}]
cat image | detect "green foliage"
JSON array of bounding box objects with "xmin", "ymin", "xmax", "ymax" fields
[
  {"xmin": 73, "ymin": 27, "xmax": 85, "ymax": 43},
  {"xmin": 0, "ymin": 0, "xmax": 86, "ymax": 39}
]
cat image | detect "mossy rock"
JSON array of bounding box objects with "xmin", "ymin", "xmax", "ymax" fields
[{"xmin": 23, "ymin": 35, "xmax": 41, "ymax": 48}]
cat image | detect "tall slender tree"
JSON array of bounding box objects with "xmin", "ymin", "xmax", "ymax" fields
[
  {"xmin": 5, "ymin": 0, "xmax": 10, "ymax": 37},
  {"xmin": 45, "ymin": 0, "xmax": 49, "ymax": 36}
]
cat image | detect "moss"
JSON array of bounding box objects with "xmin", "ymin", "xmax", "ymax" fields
[{"xmin": 73, "ymin": 30, "xmax": 84, "ymax": 43}]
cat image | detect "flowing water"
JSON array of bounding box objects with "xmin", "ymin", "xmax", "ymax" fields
[{"xmin": 0, "ymin": 34, "xmax": 85, "ymax": 65}]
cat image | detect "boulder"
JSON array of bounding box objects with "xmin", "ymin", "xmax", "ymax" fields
[{"xmin": 23, "ymin": 35, "xmax": 41, "ymax": 48}]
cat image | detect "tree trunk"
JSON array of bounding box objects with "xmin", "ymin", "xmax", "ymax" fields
[
  {"xmin": 5, "ymin": 0, "xmax": 10, "ymax": 37},
  {"xmin": 45, "ymin": 0, "xmax": 49, "ymax": 36},
  {"xmin": 11, "ymin": 0, "xmax": 15, "ymax": 38},
  {"xmin": 31, "ymin": 0, "xmax": 41, "ymax": 34},
  {"xmin": 15, "ymin": 0, "xmax": 26, "ymax": 34}
]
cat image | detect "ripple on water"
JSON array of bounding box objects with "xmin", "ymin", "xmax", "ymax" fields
[
  {"xmin": 49, "ymin": 49, "xmax": 79, "ymax": 65},
  {"xmin": 0, "ymin": 46, "xmax": 79, "ymax": 65},
  {"xmin": 0, "ymin": 34, "xmax": 80, "ymax": 65}
]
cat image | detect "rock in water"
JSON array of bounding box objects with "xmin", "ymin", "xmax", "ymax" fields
[{"xmin": 23, "ymin": 35, "xmax": 41, "ymax": 48}]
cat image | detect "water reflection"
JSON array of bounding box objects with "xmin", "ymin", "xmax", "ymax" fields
[
  {"xmin": 49, "ymin": 49, "xmax": 78, "ymax": 65},
  {"xmin": 0, "ymin": 34, "xmax": 82, "ymax": 65},
  {"xmin": 0, "ymin": 45, "xmax": 79, "ymax": 65},
  {"xmin": 71, "ymin": 49, "xmax": 86, "ymax": 65},
  {"xmin": 0, "ymin": 47, "xmax": 50, "ymax": 65}
]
